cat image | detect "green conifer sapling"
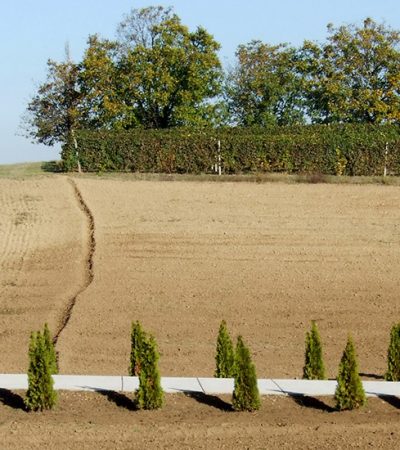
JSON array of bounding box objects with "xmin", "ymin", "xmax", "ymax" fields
[
  {"xmin": 303, "ymin": 320, "xmax": 326, "ymax": 380},
  {"xmin": 215, "ymin": 320, "xmax": 235, "ymax": 378},
  {"xmin": 334, "ymin": 335, "xmax": 366, "ymax": 411},
  {"xmin": 232, "ymin": 335, "xmax": 260, "ymax": 412},
  {"xmin": 385, "ymin": 323, "xmax": 400, "ymax": 381},
  {"xmin": 135, "ymin": 334, "xmax": 164, "ymax": 410}
]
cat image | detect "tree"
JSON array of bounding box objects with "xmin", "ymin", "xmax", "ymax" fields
[
  {"xmin": 23, "ymin": 45, "xmax": 82, "ymax": 146},
  {"xmin": 334, "ymin": 335, "xmax": 366, "ymax": 411},
  {"xmin": 25, "ymin": 331, "xmax": 57, "ymax": 411},
  {"xmin": 303, "ymin": 321, "xmax": 326, "ymax": 380},
  {"xmin": 129, "ymin": 321, "xmax": 146, "ymax": 376},
  {"xmin": 301, "ymin": 18, "xmax": 400, "ymax": 124},
  {"xmin": 116, "ymin": 6, "xmax": 223, "ymax": 128},
  {"xmin": 232, "ymin": 336, "xmax": 260, "ymax": 411},
  {"xmin": 79, "ymin": 35, "xmax": 130, "ymax": 130},
  {"xmin": 215, "ymin": 320, "xmax": 235, "ymax": 378},
  {"xmin": 225, "ymin": 40, "xmax": 306, "ymax": 126},
  {"xmin": 385, "ymin": 323, "xmax": 400, "ymax": 381},
  {"xmin": 135, "ymin": 334, "xmax": 164, "ymax": 410},
  {"xmin": 43, "ymin": 323, "xmax": 58, "ymax": 375}
]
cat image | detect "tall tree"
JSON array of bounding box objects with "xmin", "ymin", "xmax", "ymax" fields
[
  {"xmin": 301, "ymin": 18, "xmax": 400, "ymax": 124},
  {"xmin": 226, "ymin": 40, "xmax": 306, "ymax": 126},
  {"xmin": 79, "ymin": 35, "xmax": 130, "ymax": 130},
  {"xmin": 23, "ymin": 45, "xmax": 82, "ymax": 145},
  {"xmin": 115, "ymin": 6, "xmax": 223, "ymax": 128}
]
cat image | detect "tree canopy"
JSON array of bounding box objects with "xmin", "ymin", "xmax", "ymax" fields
[{"xmin": 24, "ymin": 13, "xmax": 400, "ymax": 147}]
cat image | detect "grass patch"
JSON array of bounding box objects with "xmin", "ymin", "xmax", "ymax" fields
[
  {"xmin": 1, "ymin": 161, "xmax": 400, "ymax": 186},
  {"xmin": 0, "ymin": 161, "xmax": 65, "ymax": 178}
]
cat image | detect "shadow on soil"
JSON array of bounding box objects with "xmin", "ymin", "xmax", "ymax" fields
[
  {"xmin": 290, "ymin": 394, "xmax": 336, "ymax": 413},
  {"xmin": 96, "ymin": 390, "xmax": 137, "ymax": 411},
  {"xmin": 359, "ymin": 372, "xmax": 384, "ymax": 380},
  {"xmin": 0, "ymin": 389, "xmax": 26, "ymax": 411},
  {"xmin": 377, "ymin": 395, "xmax": 400, "ymax": 409},
  {"xmin": 185, "ymin": 391, "xmax": 233, "ymax": 412}
]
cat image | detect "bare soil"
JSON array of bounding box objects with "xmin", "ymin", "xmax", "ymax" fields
[
  {"xmin": 58, "ymin": 178, "xmax": 400, "ymax": 379},
  {"xmin": 0, "ymin": 392, "xmax": 399, "ymax": 449},
  {"xmin": 1, "ymin": 174, "xmax": 400, "ymax": 447}
]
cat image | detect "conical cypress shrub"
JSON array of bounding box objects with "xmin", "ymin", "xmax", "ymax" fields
[
  {"xmin": 215, "ymin": 320, "xmax": 235, "ymax": 378},
  {"xmin": 135, "ymin": 334, "xmax": 164, "ymax": 410},
  {"xmin": 232, "ymin": 336, "xmax": 260, "ymax": 412},
  {"xmin": 129, "ymin": 321, "xmax": 145, "ymax": 376},
  {"xmin": 385, "ymin": 323, "xmax": 400, "ymax": 381},
  {"xmin": 334, "ymin": 335, "xmax": 366, "ymax": 411},
  {"xmin": 25, "ymin": 331, "xmax": 57, "ymax": 411},
  {"xmin": 303, "ymin": 321, "xmax": 326, "ymax": 380},
  {"xmin": 43, "ymin": 323, "xmax": 58, "ymax": 375}
]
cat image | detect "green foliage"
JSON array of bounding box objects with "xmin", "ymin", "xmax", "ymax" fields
[
  {"xmin": 385, "ymin": 323, "xmax": 400, "ymax": 381},
  {"xmin": 135, "ymin": 334, "xmax": 164, "ymax": 410},
  {"xmin": 25, "ymin": 330, "xmax": 57, "ymax": 411},
  {"xmin": 23, "ymin": 51, "xmax": 82, "ymax": 146},
  {"xmin": 232, "ymin": 336, "xmax": 260, "ymax": 412},
  {"xmin": 62, "ymin": 124, "xmax": 400, "ymax": 175},
  {"xmin": 43, "ymin": 323, "xmax": 58, "ymax": 375},
  {"xmin": 303, "ymin": 321, "xmax": 326, "ymax": 380},
  {"xmin": 334, "ymin": 336, "xmax": 366, "ymax": 411},
  {"xmin": 301, "ymin": 18, "xmax": 400, "ymax": 124},
  {"xmin": 129, "ymin": 321, "xmax": 145, "ymax": 376},
  {"xmin": 226, "ymin": 41, "xmax": 306, "ymax": 126},
  {"xmin": 215, "ymin": 320, "xmax": 235, "ymax": 378}
]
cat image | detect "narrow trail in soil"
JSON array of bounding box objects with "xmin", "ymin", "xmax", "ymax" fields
[{"xmin": 53, "ymin": 178, "xmax": 96, "ymax": 345}]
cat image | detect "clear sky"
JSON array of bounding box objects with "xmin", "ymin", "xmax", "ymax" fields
[{"xmin": 1, "ymin": 0, "xmax": 399, "ymax": 164}]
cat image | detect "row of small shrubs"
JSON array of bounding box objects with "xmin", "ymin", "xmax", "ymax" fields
[
  {"xmin": 24, "ymin": 321, "xmax": 400, "ymax": 413},
  {"xmin": 61, "ymin": 125, "xmax": 400, "ymax": 176}
]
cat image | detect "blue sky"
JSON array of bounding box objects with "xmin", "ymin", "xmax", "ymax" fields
[{"xmin": 1, "ymin": 0, "xmax": 399, "ymax": 164}]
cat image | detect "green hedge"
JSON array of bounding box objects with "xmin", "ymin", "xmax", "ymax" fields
[{"xmin": 61, "ymin": 125, "xmax": 400, "ymax": 176}]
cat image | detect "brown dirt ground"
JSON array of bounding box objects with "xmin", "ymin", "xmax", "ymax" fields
[
  {"xmin": 58, "ymin": 178, "xmax": 400, "ymax": 379},
  {"xmin": 1, "ymin": 174, "xmax": 400, "ymax": 447},
  {"xmin": 0, "ymin": 392, "xmax": 399, "ymax": 449},
  {"xmin": 0, "ymin": 177, "xmax": 86, "ymax": 372}
]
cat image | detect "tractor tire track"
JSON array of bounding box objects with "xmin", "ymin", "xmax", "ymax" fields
[{"xmin": 53, "ymin": 178, "xmax": 96, "ymax": 345}]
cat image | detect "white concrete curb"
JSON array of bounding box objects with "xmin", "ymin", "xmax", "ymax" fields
[{"xmin": 1, "ymin": 374, "xmax": 400, "ymax": 397}]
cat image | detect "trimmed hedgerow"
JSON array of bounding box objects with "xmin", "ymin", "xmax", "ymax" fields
[{"xmin": 61, "ymin": 124, "xmax": 400, "ymax": 175}]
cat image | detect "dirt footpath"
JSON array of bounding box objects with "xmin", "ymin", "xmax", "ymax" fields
[{"xmin": 57, "ymin": 179, "xmax": 400, "ymax": 379}]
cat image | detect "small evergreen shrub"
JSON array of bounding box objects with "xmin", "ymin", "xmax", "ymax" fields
[
  {"xmin": 43, "ymin": 323, "xmax": 58, "ymax": 375},
  {"xmin": 215, "ymin": 320, "xmax": 235, "ymax": 378},
  {"xmin": 135, "ymin": 334, "xmax": 164, "ymax": 410},
  {"xmin": 303, "ymin": 321, "xmax": 326, "ymax": 380},
  {"xmin": 129, "ymin": 321, "xmax": 145, "ymax": 376},
  {"xmin": 385, "ymin": 323, "xmax": 400, "ymax": 381},
  {"xmin": 232, "ymin": 336, "xmax": 260, "ymax": 412},
  {"xmin": 25, "ymin": 330, "xmax": 57, "ymax": 411},
  {"xmin": 334, "ymin": 335, "xmax": 366, "ymax": 411}
]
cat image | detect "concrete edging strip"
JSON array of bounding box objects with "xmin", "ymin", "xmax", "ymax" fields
[{"xmin": 0, "ymin": 375, "xmax": 399, "ymax": 397}]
